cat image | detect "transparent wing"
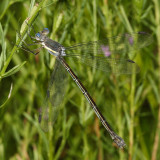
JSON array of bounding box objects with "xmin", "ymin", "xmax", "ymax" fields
[
  {"xmin": 39, "ymin": 58, "xmax": 68, "ymax": 131},
  {"xmin": 65, "ymin": 32, "xmax": 153, "ymax": 57},
  {"xmin": 68, "ymin": 56, "xmax": 140, "ymax": 74}
]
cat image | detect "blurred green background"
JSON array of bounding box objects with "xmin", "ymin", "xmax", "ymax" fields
[{"xmin": 0, "ymin": 0, "xmax": 160, "ymax": 159}]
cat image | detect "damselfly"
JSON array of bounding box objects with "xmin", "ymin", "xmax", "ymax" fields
[{"xmin": 18, "ymin": 27, "xmax": 153, "ymax": 149}]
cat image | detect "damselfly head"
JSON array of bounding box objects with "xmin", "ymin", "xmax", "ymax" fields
[{"xmin": 35, "ymin": 28, "xmax": 49, "ymax": 41}]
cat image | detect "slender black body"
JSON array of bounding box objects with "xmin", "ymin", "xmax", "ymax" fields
[{"xmin": 58, "ymin": 56, "xmax": 125, "ymax": 148}]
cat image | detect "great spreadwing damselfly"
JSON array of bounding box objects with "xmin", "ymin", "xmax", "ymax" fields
[{"xmin": 18, "ymin": 26, "xmax": 153, "ymax": 149}]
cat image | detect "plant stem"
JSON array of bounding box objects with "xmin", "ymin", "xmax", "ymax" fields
[
  {"xmin": 129, "ymin": 73, "xmax": 136, "ymax": 160},
  {"xmin": 0, "ymin": 0, "xmax": 47, "ymax": 79},
  {"xmin": 152, "ymin": 0, "xmax": 160, "ymax": 159}
]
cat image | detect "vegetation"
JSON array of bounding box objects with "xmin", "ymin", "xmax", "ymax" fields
[{"xmin": 0, "ymin": 0, "xmax": 159, "ymax": 159}]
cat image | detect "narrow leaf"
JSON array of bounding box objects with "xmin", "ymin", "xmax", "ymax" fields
[
  {"xmin": 0, "ymin": 83, "xmax": 13, "ymax": 108},
  {"xmin": 0, "ymin": 23, "xmax": 6, "ymax": 71},
  {"xmin": 1, "ymin": 61, "xmax": 26, "ymax": 78}
]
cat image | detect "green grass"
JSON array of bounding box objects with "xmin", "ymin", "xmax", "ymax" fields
[{"xmin": 0, "ymin": 0, "xmax": 160, "ymax": 159}]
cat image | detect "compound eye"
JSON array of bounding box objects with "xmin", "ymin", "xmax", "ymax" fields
[
  {"xmin": 44, "ymin": 28, "xmax": 49, "ymax": 32},
  {"xmin": 42, "ymin": 28, "xmax": 49, "ymax": 35},
  {"xmin": 36, "ymin": 33, "xmax": 41, "ymax": 38}
]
